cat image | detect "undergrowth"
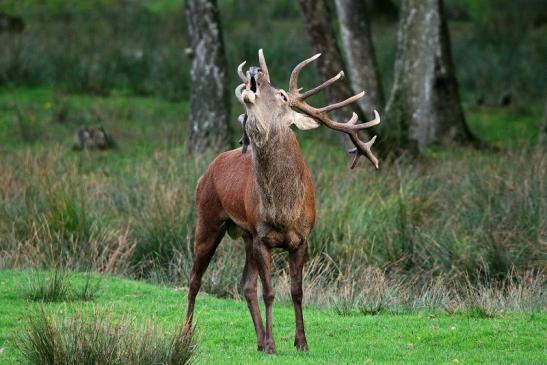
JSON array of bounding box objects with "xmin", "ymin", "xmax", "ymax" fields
[{"xmin": 1, "ymin": 144, "xmax": 544, "ymax": 313}]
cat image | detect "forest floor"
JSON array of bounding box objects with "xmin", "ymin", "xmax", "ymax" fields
[{"xmin": 1, "ymin": 270, "xmax": 545, "ymax": 365}]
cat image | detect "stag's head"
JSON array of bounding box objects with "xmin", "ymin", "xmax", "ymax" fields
[
  {"xmin": 235, "ymin": 49, "xmax": 382, "ymax": 168},
  {"xmin": 235, "ymin": 50, "xmax": 319, "ymax": 146}
]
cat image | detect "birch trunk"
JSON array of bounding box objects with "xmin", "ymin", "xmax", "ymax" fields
[
  {"xmin": 334, "ymin": 0, "xmax": 385, "ymax": 117},
  {"xmin": 186, "ymin": 0, "xmax": 232, "ymax": 152},
  {"xmin": 298, "ymin": 0, "xmax": 361, "ymax": 122}
]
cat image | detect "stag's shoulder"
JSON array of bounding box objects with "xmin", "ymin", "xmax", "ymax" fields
[
  {"xmin": 210, "ymin": 147, "xmax": 253, "ymax": 172},
  {"xmin": 196, "ymin": 148, "xmax": 252, "ymax": 191}
]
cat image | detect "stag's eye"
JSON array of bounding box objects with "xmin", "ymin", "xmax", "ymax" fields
[{"xmin": 278, "ymin": 89, "xmax": 288, "ymax": 103}]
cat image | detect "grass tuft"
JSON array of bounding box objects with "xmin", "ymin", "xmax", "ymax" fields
[
  {"xmin": 21, "ymin": 270, "xmax": 102, "ymax": 303},
  {"xmin": 16, "ymin": 307, "xmax": 197, "ymax": 365},
  {"xmin": 22, "ymin": 270, "xmax": 71, "ymax": 303}
]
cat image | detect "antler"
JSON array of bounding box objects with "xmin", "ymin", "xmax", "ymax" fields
[
  {"xmin": 258, "ymin": 49, "xmax": 270, "ymax": 83},
  {"xmin": 237, "ymin": 61, "xmax": 248, "ymax": 83},
  {"xmin": 288, "ymin": 54, "xmax": 381, "ymax": 169}
]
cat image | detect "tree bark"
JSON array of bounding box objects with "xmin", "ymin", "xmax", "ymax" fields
[
  {"xmin": 185, "ymin": 0, "xmax": 232, "ymax": 152},
  {"xmin": 334, "ymin": 0, "xmax": 385, "ymax": 117},
  {"xmin": 384, "ymin": 0, "xmax": 476, "ymax": 152},
  {"xmin": 298, "ymin": 0, "xmax": 368, "ymax": 153},
  {"xmin": 297, "ymin": 0, "xmax": 360, "ymax": 122}
]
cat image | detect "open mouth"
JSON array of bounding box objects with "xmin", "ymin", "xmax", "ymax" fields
[
  {"xmin": 246, "ymin": 66, "xmax": 262, "ymax": 94},
  {"xmin": 249, "ymin": 75, "xmax": 257, "ymax": 93},
  {"xmin": 238, "ymin": 66, "xmax": 262, "ymax": 104}
]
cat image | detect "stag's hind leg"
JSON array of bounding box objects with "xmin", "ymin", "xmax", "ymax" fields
[
  {"xmin": 289, "ymin": 241, "xmax": 309, "ymax": 351},
  {"xmin": 185, "ymin": 218, "xmax": 225, "ymax": 327},
  {"xmin": 240, "ymin": 236, "xmax": 266, "ymax": 351}
]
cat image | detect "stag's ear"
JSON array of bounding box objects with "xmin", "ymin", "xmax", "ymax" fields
[{"xmin": 291, "ymin": 112, "xmax": 320, "ymax": 130}]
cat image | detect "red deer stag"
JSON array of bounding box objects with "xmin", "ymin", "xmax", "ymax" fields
[{"xmin": 185, "ymin": 50, "xmax": 381, "ymax": 354}]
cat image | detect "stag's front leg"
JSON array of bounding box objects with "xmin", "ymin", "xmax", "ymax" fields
[
  {"xmin": 289, "ymin": 242, "xmax": 309, "ymax": 351},
  {"xmin": 254, "ymin": 241, "xmax": 276, "ymax": 354}
]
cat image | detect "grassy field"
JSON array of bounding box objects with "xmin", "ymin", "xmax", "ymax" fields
[{"xmin": 1, "ymin": 270, "xmax": 545, "ymax": 365}]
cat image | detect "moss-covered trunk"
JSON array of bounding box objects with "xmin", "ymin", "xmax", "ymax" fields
[
  {"xmin": 384, "ymin": 0, "xmax": 476, "ymax": 152},
  {"xmin": 185, "ymin": 0, "xmax": 232, "ymax": 152}
]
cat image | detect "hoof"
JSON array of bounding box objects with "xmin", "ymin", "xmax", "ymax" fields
[
  {"xmin": 295, "ymin": 340, "xmax": 309, "ymax": 352},
  {"xmin": 262, "ymin": 340, "xmax": 276, "ymax": 354}
]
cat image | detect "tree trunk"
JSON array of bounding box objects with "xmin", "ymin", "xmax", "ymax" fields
[
  {"xmin": 384, "ymin": 0, "xmax": 476, "ymax": 152},
  {"xmin": 334, "ymin": 0, "xmax": 385, "ymax": 117},
  {"xmin": 185, "ymin": 0, "xmax": 232, "ymax": 152},
  {"xmin": 298, "ymin": 0, "xmax": 367, "ymax": 152},
  {"xmin": 297, "ymin": 0, "xmax": 360, "ymax": 122}
]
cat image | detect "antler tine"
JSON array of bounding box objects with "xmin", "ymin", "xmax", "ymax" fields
[
  {"xmin": 286, "ymin": 53, "xmax": 381, "ymax": 169},
  {"xmin": 237, "ymin": 61, "xmax": 248, "ymax": 83},
  {"xmin": 290, "ymin": 89, "xmax": 380, "ymax": 168},
  {"xmin": 258, "ymin": 49, "xmax": 270, "ymax": 83},
  {"xmin": 355, "ymin": 110, "xmax": 381, "ymax": 129},
  {"xmin": 289, "ymin": 53, "xmax": 321, "ymax": 93},
  {"xmin": 317, "ymin": 91, "xmax": 365, "ymax": 113},
  {"xmin": 349, "ymin": 135, "xmax": 378, "ymax": 169},
  {"xmin": 234, "ymin": 83, "xmax": 245, "ymax": 105},
  {"xmin": 300, "ymin": 71, "xmax": 344, "ymax": 100}
]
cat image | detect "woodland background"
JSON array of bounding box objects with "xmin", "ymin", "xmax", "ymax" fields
[{"xmin": 0, "ymin": 1, "xmax": 545, "ymax": 364}]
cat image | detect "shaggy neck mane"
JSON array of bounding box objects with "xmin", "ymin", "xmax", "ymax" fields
[{"xmin": 248, "ymin": 119, "xmax": 306, "ymax": 229}]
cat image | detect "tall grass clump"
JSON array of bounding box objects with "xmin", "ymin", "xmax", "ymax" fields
[
  {"xmin": 21, "ymin": 270, "xmax": 102, "ymax": 302},
  {"xmin": 22, "ymin": 270, "xmax": 71, "ymax": 303},
  {"xmin": 16, "ymin": 308, "xmax": 196, "ymax": 365}
]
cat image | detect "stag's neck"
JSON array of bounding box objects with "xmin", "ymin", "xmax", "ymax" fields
[{"xmin": 250, "ymin": 127, "xmax": 307, "ymax": 228}]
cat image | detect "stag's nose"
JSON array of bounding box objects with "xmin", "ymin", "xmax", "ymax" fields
[
  {"xmin": 246, "ymin": 66, "xmax": 264, "ymax": 92},
  {"xmin": 248, "ymin": 66, "xmax": 262, "ymax": 78}
]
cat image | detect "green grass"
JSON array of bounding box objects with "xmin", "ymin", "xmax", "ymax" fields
[
  {"xmin": 0, "ymin": 270, "xmax": 545, "ymax": 364},
  {"xmin": 466, "ymin": 104, "xmax": 544, "ymax": 147},
  {"xmin": 0, "ymin": 86, "xmax": 189, "ymax": 154}
]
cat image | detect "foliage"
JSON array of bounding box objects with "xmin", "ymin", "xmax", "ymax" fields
[
  {"xmin": 0, "ymin": 0, "xmax": 544, "ymax": 102},
  {"xmin": 21, "ymin": 270, "xmax": 102, "ymax": 302}
]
